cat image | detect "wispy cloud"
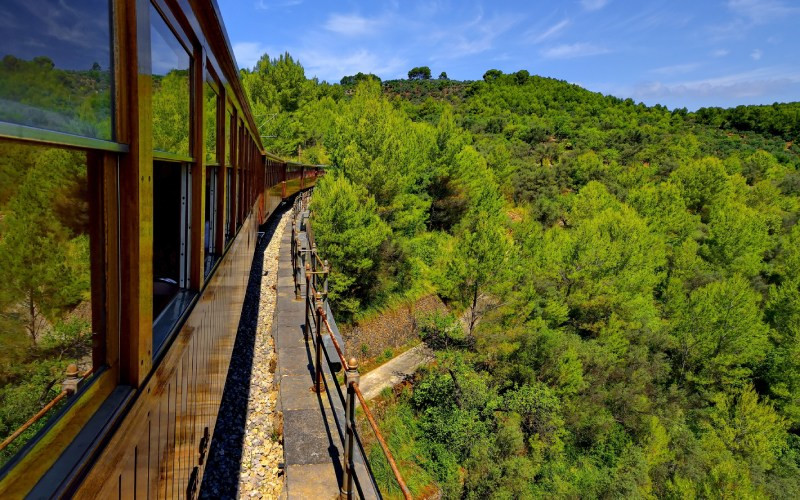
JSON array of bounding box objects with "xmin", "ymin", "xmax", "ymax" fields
[
  {"xmin": 297, "ymin": 48, "xmax": 406, "ymax": 81},
  {"xmin": 727, "ymin": 0, "xmax": 800, "ymax": 24},
  {"xmin": 530, "ymin": 19, "xmax": 570, "ymax": 44},
  {"xmin": 433, "ymin": 13, "xmax": 520, "ymax": 60},
  {"xmin": 233, "ymin": 41, "xmax": 270, "ymax": 70},
  {"xmin": 581, "ymin": 0, "xmax": 609, "ymax": 11},
  {"xmin": 751, "ymin": 48, "xmax": 763, "ymax": 60},
  {"xmin": 711, "ymin": 49, "xmax": 730, "ymax": 57},
  {"xmin": 540, "ymin": 42, "xmax": 610, "ymax": 59},
  {"xmin": 255, "ymin": 0, "xmax": 302, "ymax": 10},
  {"xmin": 323, "ymin": 13, "xmax": 381, "ymax": 37},
  {"xmin": 650, "ymin": 62, "xmax": 700, "ymax": 76},
  {"xmin": 628, "ymin": 66, "xmax": 800, "ymax": 101}
]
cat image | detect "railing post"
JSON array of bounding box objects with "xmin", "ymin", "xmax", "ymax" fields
[
  {"xmin": 340, "ymin": 358, "xmax": 359, "ymax": 500},
  {"xmin": 311, "ymin": 243, "xmax": 318, "ymax": 290},
  {"xmin": 294, "ymin": 236, "xmax": 302, "ymax": 300},
  {"xmin": 311, "ymin": 295, "xmax": 324, "ymax": 393},
  {"xmin": 304, "ymin": 263, "xmax": 311, "ymax": 339},
  {"xmin": 291, "ymin": 221, "xmax": 296, "ymax": 270},
  {"xmin": 323, "ymin": 259, "xmax": 329, "ymax": 300},
  {"xmin": 61, "ymin": 363, "xmax": 80, "ymax": 395}
]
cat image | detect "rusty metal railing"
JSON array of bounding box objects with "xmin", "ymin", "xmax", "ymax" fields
[
  {"xmin": 291, "ymin": 191, "xmax": 412, "ymax": 500},
  {"xmin": 0, "ymin": 365, "xmax": 93, "ymax": 453}
]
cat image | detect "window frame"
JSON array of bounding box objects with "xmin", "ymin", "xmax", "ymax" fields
[
  {"xmin": 203, "ymin": 67, "xmax": 222, "ymax": 279},
  {"xmin": 0, "ymin": 0, "xmax": 269, "ymax": 493}
]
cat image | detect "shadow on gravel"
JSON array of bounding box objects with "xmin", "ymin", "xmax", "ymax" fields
[{"xmin": 200, "ymin": 202, "xmax": 290, "ymax": 499}]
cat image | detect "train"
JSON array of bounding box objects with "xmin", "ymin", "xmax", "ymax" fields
[{"xmin": 0, "ymin": 0, "xmax": 321, "ymax": 497}]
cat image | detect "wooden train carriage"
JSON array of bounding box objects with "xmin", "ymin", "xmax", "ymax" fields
[{"xmin": 0, "ymin": 0, "xmax": 313, "ymax": 497}]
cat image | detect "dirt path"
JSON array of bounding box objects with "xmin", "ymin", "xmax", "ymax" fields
[{"xmin": 358, "ymin": 344, "xmax": 434, "ymax": 400}]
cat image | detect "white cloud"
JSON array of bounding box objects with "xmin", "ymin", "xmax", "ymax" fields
[
  {"xmin": 626, "ymin": 67, "xmax": 800, "ymax": 101},
  {"xmin": 711, "ymin": 49, "xmax": 730, "ymax": 57},
  {"xmin": 255, "ymin": 0, "xmax": 302, "ymax": 10},
  {"xmin": 751, "ymin": 48, "xmax": 762, "ymax": 60},
  {"xmin": 581, "ymin": 0, "xmax": 609, "ymax": 11},
  {"xmin": 540, "ymin": 42, "xmax": 609, "ymax": 59},
  {"xmin": 530, "ymin": 19, "xmax": 570, "ymax": 44},
  {"xmin": 727, "ymin": 0, "xmax": 800, "ymax": 23},
  {"xmin": 233, "ymin": 41, "xmax": 269, "ymax": 70},
  {"xmin": 650, "ymin": 63, "xmax": 700, "ymax": 76},
  {"xmin": 432, "ymin": 13, "xmax": 519, "ymax": 60},
  {"xmin": 297, "ymin": 48, "xmax": 406, "ymax": 81},
  {"xmin": 323, "ymin": 13, "xmax": 381, "ymax": 37}
]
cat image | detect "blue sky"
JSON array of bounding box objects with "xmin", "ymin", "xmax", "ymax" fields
[{"xmin": 219, "ymin": 0, "xmax": 800, "ymax": 110}]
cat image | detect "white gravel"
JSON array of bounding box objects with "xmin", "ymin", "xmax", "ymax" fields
[
  {"xmin": 200, "ymin": 208, "xmax": 291, "ymax": 500},
  {"xmin": 237, "ymin": 210, "xmax": 289, "ymax": 499}
]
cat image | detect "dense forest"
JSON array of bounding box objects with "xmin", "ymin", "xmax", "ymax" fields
[
  {"xmin": 0, "ymin": 55, "xmax": 112, "ymax": 140},
  {"xmin": 0, "ymin": 55, "xmax": 108, "ymax": 468},
  {"xmin": 0, "ymin": 140, "xmax": 93, "ymax": 468},
  {"xmin": 242, "ymin": 53, "xmax": 800, "ymax": 498},
  {"xmin": 0, "ymin": 56, "xmax": 194, "ymax": 468}
]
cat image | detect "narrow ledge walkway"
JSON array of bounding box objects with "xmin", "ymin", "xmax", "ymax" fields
[{"xmin": 274, "ymin": 211, "xmax": 379, "ymax": 500}]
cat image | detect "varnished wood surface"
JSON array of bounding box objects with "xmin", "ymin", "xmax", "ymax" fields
[{"xmin": 75, "ymin": 209, "xmax": 258, "ymax": 499}]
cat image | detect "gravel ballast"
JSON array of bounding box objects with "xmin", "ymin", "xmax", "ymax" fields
[{"xmin": 200, "ymin": 206, "xmax": 291, "ymax": 499}]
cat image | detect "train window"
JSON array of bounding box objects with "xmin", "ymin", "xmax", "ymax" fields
[
  {"xmin": 0, "ymin": 0, "xmax": 113, "ymax": 140},
  {"xmin": 237, "ymin": 120, "xmax": 245, "ymax": 226},
  {"xmin": 150, "ymin": 4, "xmax": 191, "ymax": 157},
  {"xmin": 204, "ymin": 166, "xmax": 218, "ymax": 276},
  {"xmin": 237, "ymin": 166, "xmax": 244, "ymax": 228},
  {"xmin": 204, "ymin": 82, "xmax": 218, "ymax": 164},
  {"xmin": 225, "ymin": 167, "xmax": 233, "ymax": 244},
  {"xmin": 0, "ymin": 140, "xmax": 102, "ymax": 467},
  {"xmin": 152, "ymin": 160, "xmax": 193, "ymax": 353},
  {"xmin": 225, "ymin": 107, "xmax": 233, "ymax": 167}
]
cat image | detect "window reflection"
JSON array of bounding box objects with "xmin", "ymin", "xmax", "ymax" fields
[
  {"xmin": 225, "ymin": 167, "xmax": 233, "ymax": 244},
  {"xmin": 204, "ymin": 166, "xmax": 218, "ymax": 276},
  {"xmin": 0, "ymin": 0, "xmax": 113, "ymax": 140},
  {"xmin": 150, "ymin": 5, "xmax": 190, "ymax": 156},
  {"xmin": 204, "ymin": 83, "xmax": 217, "ymax": 163},
  {"xmin": 0, "ymin": 140, "xmax": 96, "ymax": 466},
  {"xmin": 225, "ymin": 107, "xmax": 233, "ymax": 166}
]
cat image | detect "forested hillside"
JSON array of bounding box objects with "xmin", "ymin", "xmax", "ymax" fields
[{"xmin": 242, "ymin": 54, "xmax": 800, "ymax": 498}]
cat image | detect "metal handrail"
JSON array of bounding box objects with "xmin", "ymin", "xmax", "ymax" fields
[
  {"xmin": 293, "ymin": 193, "xmax": 411, "ymax": 500},
  {"xmin": 355, "ymin": 384, "xmax": 412, "ymax": 499},
  {"xmin": 323, "ymin": 316, "xmax": 349, "ymax": 371},
  {"xmin": 0, "ymin": 366, "xmax": 92, "ymax": 453}
]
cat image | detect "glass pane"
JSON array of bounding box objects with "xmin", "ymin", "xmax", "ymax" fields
[
  {"xmin": 204, "ymin": 83, "xmax": 217, "ymax": 164},
  {"xmin": 225, "ymin": 108, "xmax": 233, "ymax": 166},
  {"xmin": 0, "ymin": 0, "xmax": 113, "ymax": 140},
  {"xmin": 152, "ymin": 161, "xmax": 187, "ymax": 319},
  {"xmin": 150, "ymin": 5, "xmax": 190, "ymax": 156},
  {"xmin": 0, "ymin": 140, "xmax": 96, "ymax": 466},
  {"xmin": 225, "ymin": 167, "xmax": 233, "ymax": 242},
  {"xmin": 204, "ymin": 166, "xmax": 217, "ymax": 276}
]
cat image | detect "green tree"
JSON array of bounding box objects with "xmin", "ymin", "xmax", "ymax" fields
[
  {"xmin": 702, "ymin": 199, "xmax": 770, "ymax": 278},
  {"xmin": 514, "ymin": 69, "xmax": 530, "ymax": 84},
  {"xmin": 483, "ymin": 69, "xmax": 503, "ymax": 81},
  {"xmin": 0, "ymin": 148, "xmax": 87, "ymax": 345},
  {"xmin": 310, "ymin": 173, "xmax": 390, "ymax": 317},
  {"xmin": 151, "ymin": 69, "xmax": 190, "ymax": 154},
  {"xmin": 442, "ymin": 147, "xmax": 512, "ymax": 335},
  {"xmin": 408, "ymin": 66, "xmax": 432, "ymax": 80},
  {"xmin": 674, "ymin": 275, "xmax": 769, "ymax": 389}
]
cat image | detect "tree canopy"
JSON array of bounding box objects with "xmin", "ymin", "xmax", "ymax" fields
[
  {"xmin": 239, "ymin": 54, "xmax": 800, "ymax": 498},
  {"xmin": 408, "ymin": 66, "xmax": 432, "ymax": 80}
]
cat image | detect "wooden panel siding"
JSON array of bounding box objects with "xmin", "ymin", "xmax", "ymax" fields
[{"xmin": 75, "ymin": 207, "xmax": 257, "ymax": 498}]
